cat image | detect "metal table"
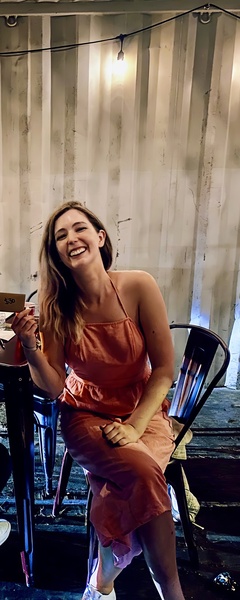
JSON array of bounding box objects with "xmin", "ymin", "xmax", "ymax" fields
[{"xmin": 0, "ymin": 334, "xmax": 35, "ymax": 587}]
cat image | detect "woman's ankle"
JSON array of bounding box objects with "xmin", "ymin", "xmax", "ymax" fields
[
  {"xmin": 90, "ymin": 576, "xmax": 114, "ymax": 595},
  {"xmin": 90, "ymin": 568, "xmax": 114, "ymax": 595},
  {"xmin": 96, "ymin": 584, "xmax": 114, "ymax": 595}
]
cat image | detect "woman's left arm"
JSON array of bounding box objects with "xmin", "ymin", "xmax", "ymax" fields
[
  {"xmin": 102, "ymin": 271, "xmax": 174, "ymax": 446},
  {"xmin": 126, "ymin": 271, "xmax": 174, "ymax": 436}
]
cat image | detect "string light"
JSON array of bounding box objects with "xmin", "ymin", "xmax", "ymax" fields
[
  {"xmin": 0, "ymin": 4, "xmax": 239, "ymax": 57},
  {"xmin": 113, "ymin": 33, "xmax": 127, "ymax": 77},
  {"xmin": 117, "ymin": 34, "xmax": 125, "ymax": 62}
]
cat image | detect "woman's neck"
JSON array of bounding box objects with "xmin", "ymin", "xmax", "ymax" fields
[{"xmin": 73, "ymin": 269, "xmax": 112, "ymax": 306}]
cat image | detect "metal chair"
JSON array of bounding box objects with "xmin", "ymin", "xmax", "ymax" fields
[
  {"xmin": 165, "ymin": 323, "xmax": 230, "ymax": 567},
  {"xmin": 52, "ymin": 323, "xmax": 230, "ymax": 572}
]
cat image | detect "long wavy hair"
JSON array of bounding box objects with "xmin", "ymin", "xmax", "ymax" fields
[{"xmin": 38, "ymin": 201, "xmax": 113, "ymax": 344}]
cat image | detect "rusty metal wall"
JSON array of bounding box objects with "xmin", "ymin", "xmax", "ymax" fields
[{"xmin": 0, "ymin": 11, "xmax": 239, "ymax": 386}]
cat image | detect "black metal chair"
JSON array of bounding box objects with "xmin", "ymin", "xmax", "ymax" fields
[
  {"xmin": 52, "ymin": 323, "xmax": 230, "ymax": 572},
  {"xmin": 165, "ymin": 323, "xmax": 230, "ymax": 567}
]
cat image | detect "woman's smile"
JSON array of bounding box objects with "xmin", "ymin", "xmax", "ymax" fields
[{"xmin": 69, "ymin": 246, "xmax": 87, "ymax": 258}]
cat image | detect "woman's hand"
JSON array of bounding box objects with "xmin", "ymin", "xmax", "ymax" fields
[
  {"xmin": 11, "ymin": 309, "xmax": 38, "ymax": 348},
  {"xmin": 101, "ymin": 420, "xmax": 140, "ymax": 446}
]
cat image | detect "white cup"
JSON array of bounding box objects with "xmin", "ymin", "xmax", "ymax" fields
[{"xmin": 25, "ymin": 302, "xmax": 36, "ymax": 316}]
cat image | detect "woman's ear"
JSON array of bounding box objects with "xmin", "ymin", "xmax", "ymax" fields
[{"xmin": 98, "ymin": 229, "xmax": 106, "ymax": 247}]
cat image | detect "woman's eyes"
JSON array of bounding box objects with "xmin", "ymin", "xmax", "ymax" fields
[{"xmin": 56, "ymin": 227, "xmax": 86, "ymax": 242}]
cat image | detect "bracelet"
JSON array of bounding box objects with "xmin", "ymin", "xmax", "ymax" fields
[{"xmin": 21, "ymin": 343, "xmax": 38, "ymax": 352}]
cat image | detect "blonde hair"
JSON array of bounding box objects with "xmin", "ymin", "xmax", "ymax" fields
[{"xmin": 38, "ymin": 201, "xmax": 113, "ymax": 344}]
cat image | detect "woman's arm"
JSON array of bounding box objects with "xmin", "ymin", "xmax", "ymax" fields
[
  {"xmin": 102, "ymin": 271, "xmax": 174, "ymax": 445},
  {"xmin": 127, "ymin": 271, "xmax": 174, "ymax": 435},
  {"xmin": 11, "ymin": 309, "xmax": 66, "ymax": 398}
]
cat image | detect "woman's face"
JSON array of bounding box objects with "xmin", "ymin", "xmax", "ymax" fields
[{"xmin": 54, "ymin": 209, "xmax": 106, "ymax": 271}]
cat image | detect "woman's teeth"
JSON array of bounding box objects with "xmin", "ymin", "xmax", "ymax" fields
[{"xmin": 69, "ymin": 248, "xmax": 86, "ymax": 257}]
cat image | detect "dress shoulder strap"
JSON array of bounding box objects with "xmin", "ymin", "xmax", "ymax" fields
[{"xmin": 108, "ymin": 275, "xmax": 129, "ymax": 318}]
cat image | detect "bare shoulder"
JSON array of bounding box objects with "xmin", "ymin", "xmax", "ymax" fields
[
  {"xmin": 109, "ymin": 269, "xmax": 157, "ymax": 292},
  {"xmin": 108, "ymin": 270, "xmax": 159, "ymax": 320},
  {"xmin": 108, "ymin": 270, "xmax": 166, "ymax": 325}
]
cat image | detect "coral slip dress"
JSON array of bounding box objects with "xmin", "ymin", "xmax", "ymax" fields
[{"xmin": 59, "ymin": 277, "xmax": 175, "ymax": 567}]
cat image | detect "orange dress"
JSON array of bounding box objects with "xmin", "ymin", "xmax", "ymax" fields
[{"xmin": 59, "ymin": 280, "xmax": 174, "ymax": 567}]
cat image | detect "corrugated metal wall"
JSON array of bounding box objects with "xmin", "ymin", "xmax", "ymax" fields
[{"xmin": 0, "ymin": 10, "xmax": 239, "ymax": 386}]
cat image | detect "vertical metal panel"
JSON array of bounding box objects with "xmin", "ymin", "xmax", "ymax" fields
[{"xmin": 0, "ymin": 11, "xmax": 239, "ymax": 385}]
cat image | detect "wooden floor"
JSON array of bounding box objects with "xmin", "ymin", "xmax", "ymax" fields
[{"xmin": 0, "ymin": 386, "xmax": 239, "ymax": 599}]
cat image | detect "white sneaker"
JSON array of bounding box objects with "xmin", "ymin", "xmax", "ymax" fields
[
  {"xmin": 0, "ymin": 519, "xmax": 11, "ymax": 546},
  {"xmin": 82, "ymin": 583, "xmax": 116, "ymax": 600}
]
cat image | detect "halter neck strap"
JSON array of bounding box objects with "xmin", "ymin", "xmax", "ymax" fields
[{"xmin": 108, "ymin": 275, "xmax": 129, "ymax": 318}]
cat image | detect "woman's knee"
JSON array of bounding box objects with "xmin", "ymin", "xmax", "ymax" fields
[{"xmin": 121, "ymin": 448, "xmax": 164, "ymax": 486}]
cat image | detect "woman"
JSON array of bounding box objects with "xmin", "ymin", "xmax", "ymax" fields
[{"xmin": 12, "ymin": 201, "xmax": 185, "ymax": 600}]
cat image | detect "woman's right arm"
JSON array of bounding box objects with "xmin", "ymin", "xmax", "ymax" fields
[{"xmin": 11, "ymin": 309, "xmax": 66, "ymax": 398}]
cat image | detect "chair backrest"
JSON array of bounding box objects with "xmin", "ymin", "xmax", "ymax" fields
[
  {"xmin": 26, "ymin": 290, "xmax": 38, "ymax": 303},
  {"xmin": 168, "ymin": 324, "xmax": 230, "ymax": 449}
]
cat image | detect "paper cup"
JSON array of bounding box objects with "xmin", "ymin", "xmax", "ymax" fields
[{"xmin": 25, "ymin": 302, "xmax": 36, "ymax": 316}]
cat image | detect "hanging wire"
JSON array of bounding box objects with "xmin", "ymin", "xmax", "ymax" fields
[
  {"xmin": 0, "ymin": 3, "xmax": 239, "ymax": 58},
  {"xmin": 0, "ymin": 35, "xmax": 120, "ymax": 58},
  {"xmin": 210, "ymin": 2, "xmax": 240, "ymax": 19}
]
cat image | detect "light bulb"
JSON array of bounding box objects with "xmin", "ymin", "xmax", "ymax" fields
[
  {"xmin": 117, "ymin": 49, "xmax": 125, "ymax": 61},
  {"xmin": 116, "ymin": 34, "xmax": 125, "ymax": 62}
]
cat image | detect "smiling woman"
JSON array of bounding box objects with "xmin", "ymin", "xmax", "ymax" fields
[
  {"xmin": 54, "ymin": 212, "xmax": 106, "ymax": 271},
  {"xmin": 36, "ymin": 202, "xmax": 113, "ymax": 348},
  {"xmin": 11, "ymin": 200, "xmax": 185, "ymax": 600}
]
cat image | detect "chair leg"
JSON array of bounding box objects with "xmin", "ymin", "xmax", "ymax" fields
[
  {"xmin": 33, "ymin": 397, "xmax": 59, "ymax": 496},
  {"xmin": 35, "ymin": 425, "xmax": 56, "ymax": 496},
  {"xmin": 0, "ymin": 443, "xmax": 12, "ymax": 492},
  {"xmin": 165, "ymin": 460, "xmax": 199, "ymax": 568},
  {"xmin": 86, "ymin": 487, "xmax": 98, "ymax": 583},
  {"xmin": 52, "ymin": 448, "xmax": 73, "ymax": 516}
]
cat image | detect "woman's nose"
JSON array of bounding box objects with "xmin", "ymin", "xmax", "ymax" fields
[{"xmin": 67, "ymin": 229, "xmax": 79, "ymax": 243}]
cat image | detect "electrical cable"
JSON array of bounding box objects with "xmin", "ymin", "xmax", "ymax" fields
[{"xmin": 0, "ymin": 3, "xmax": 239, "ymax": 58}]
